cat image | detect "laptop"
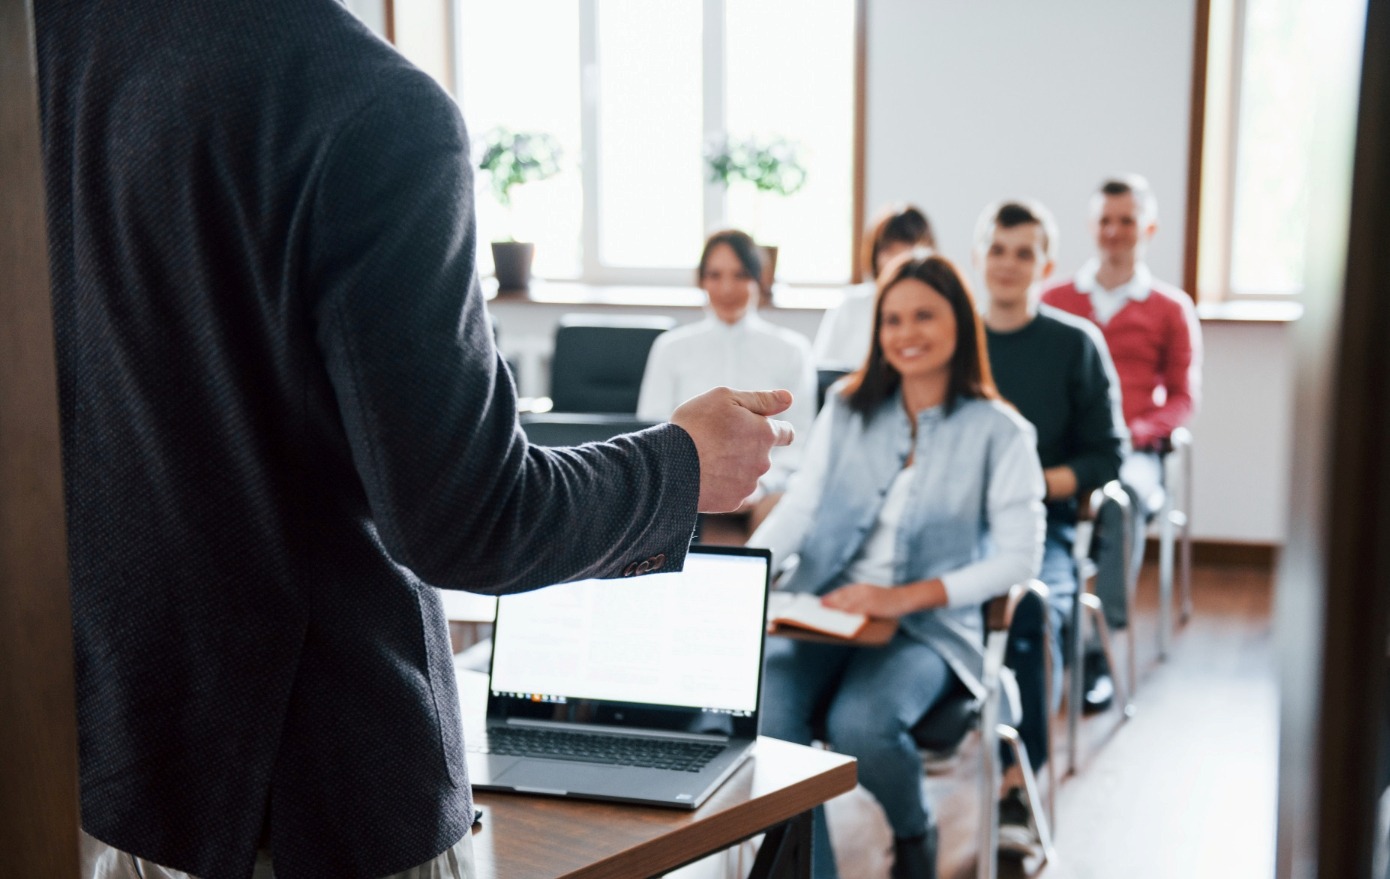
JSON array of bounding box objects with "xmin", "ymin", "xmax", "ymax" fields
[{"xmin": 466, "ymin": 544, "xmax": 771, "ymax": 809}]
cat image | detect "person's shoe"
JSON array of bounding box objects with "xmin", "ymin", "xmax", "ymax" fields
[
  {"xmin": 996, "ymin": 787, "xmax": 1042, "ymax": 860},
  {"xmin": 1082, "ymin": 650, "xmax": 1114, "ymax": 715},
  {"xmin": 891, "ymin": 823, "xmax": 938, "ymax": 879},
  {"xmin": 919, "ymin": 744, "xmax": 962, "ymax": 776}
]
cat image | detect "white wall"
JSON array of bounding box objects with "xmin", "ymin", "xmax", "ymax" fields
[
  {"xmin": 1187, "ymin": 319, "xmax": 1293, "ymax": 543},
  {"xmin": 865, "ymin": 0, "xmax": 1194, "ymax": 282}
]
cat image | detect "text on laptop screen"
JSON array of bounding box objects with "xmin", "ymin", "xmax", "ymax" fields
[{"xmin": 489, "ymin": 552, "xmax": 768, "ymax": 715}]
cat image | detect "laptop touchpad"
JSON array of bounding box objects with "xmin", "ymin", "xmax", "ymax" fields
[{"xmin": 498, "ymin": 759, "xmax": 629, "ymax": 792}]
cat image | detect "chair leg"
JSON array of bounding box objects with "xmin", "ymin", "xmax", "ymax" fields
[
  {"xmin": 999, "ymin": 725, "xmax": 1056, "ymax": 865},
  {"xmin": 1157, "ymin": 490, "xmax": 1175, "ymax": 661},
  {"xmin": 1041, "ymin": 601, "xmax": 1057, "ymax": 833},
  {"xmin": 977, "ymin": 633, "xmax": 1007, "ymax": 879},
  {"xmin": 1081, "ymin": 594, "xmax": 1133, "ymax": 718},
  {"xmin": 1066, "ymin": 578, "xmax": 1084, "ymax": 777},
  {"xmin": 1178, "ymin": 508, "xmax": 1193, "ymax": 624}
]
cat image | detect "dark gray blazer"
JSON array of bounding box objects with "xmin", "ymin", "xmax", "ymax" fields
[{"xmin": 36, "ymin": 2, "xmax": 701, "ymax": 877}]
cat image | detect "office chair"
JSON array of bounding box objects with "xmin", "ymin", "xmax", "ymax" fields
[
  {"xmin": 1066, "ymin": 481, "xmax": 1136, "ymax": 776},
  {"xmin": 908, "ymin": 580, "xmax": 1057, "ymax": 878},
  {"xmin": 816, "ymin": 368, "xmax": 850, "ymax": 411},
  {"xmin": 548, "ymin": 314, "xmax": 675, "ymax": 414}
]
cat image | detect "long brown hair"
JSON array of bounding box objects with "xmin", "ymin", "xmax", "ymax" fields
[{"xmin": 841, "ymin": 252, "xmax": 999, "ymax": 417}]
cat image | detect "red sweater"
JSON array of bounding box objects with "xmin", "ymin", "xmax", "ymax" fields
[{"xmin": 1042, "ymin": 278, "xmax": 1201, "ymax": 450}]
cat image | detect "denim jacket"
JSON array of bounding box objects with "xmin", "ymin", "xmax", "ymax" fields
[{"xmin": 751, "ymin": 387, "xmax": 1045, "ymax": 698}]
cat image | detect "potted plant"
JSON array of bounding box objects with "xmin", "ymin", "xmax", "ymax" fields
[
  {"xmin": 703, "ymin": 133, "xmax": 809, "ymax": 302},
  {"xmin": 477, "ymin": 127, "xmax": 563, "ymax": 290}
]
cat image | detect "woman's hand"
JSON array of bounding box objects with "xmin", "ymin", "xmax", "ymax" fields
[
  {"xmin": 820, "ymin": 579, "xmax": 948, "ymax": 618},
  {"xmin": 821, "ymin": 583, "xmax": 912, "ymax": 618}
]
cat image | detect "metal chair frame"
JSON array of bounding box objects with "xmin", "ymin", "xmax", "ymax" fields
[
  {"xmin": 1067, "ymin": 480, "xmax": 1137, "ymax": 776},
  {"xmin": 1155, "ymin": 427, "xmax": 1194, "ymax": 660},
  {"xmin": 972, "ymin": 580, "xmax": 1058, "ymax": 878}
]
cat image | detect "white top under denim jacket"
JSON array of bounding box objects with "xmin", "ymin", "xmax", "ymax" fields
[{"xmin": 749, "ymin": 385, "xmax": 1046, "ymax": 701}]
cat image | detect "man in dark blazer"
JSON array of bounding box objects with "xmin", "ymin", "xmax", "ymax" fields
[{"xmin": 36, "ymin": 2, "xmax": 792, "ymax": 877}]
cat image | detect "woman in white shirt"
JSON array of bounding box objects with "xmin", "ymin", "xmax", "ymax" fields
[
  {"xmin": 752, "ymin": 251, "xmax": 1045, "ymax": 879},
  {"xmin": 637, "ymin": 230, "xmax": 816, "ymax": 523},
  {"xmin": 813, "ymin": 204, "xmax": 937, "ymax": 370}
]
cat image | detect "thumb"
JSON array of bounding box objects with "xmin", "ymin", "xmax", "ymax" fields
[{"xmin": 730, "ymin": 388, "xmax": 793, "ymax": 417}]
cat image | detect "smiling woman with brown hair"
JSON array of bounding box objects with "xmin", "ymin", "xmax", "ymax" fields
[{"xmin": 751, "ymin": 252, "xmax": 1046, "ymax": 879}]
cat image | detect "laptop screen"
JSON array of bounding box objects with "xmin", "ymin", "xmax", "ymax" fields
[{"xmin": 486, "ymin": 545, "xmax": 770, "ymax": 736}]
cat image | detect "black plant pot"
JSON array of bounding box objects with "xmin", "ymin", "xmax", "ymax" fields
[{"xmin": 492, "ymin": 241, "xmax": 535, "ymax": 290}]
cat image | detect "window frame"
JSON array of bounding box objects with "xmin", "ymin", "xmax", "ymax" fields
[
  {"xmin": 1188, "ymin": 0, "xmax": 1309, "ymax": 303},
  {"xmin": 399, "ymin": 0, "xmax": 866, "ymax": 289}
]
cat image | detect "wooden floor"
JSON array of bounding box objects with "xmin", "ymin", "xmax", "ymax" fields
[{"xmin": 817, "ymin": 559, "xmax": 1277, "ymax": 879}]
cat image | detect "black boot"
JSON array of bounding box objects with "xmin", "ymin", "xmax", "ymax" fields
[{"xmin": 891, "ymin": 824, "xmax": 938, "ymax": 879}]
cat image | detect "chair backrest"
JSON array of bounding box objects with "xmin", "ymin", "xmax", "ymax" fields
[
  {"xmin": 549, "ymin": 314, "xmax": 676, "ymax": 414},
  {"xmin": 816, "ymin": 368, "xmax": 850, "ymax": 411},
  {"xmin": 520, "ymin": 412, "xmax": 659, "ymax": 447}
]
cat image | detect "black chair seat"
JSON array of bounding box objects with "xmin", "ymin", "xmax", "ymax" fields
[
  {"xmin": 520, "ymin": 413, "xmax": 658, "ymax": 447},
  {"xmin": 910, "ymin": 686, "xmax": 981, "ymax": 752}
]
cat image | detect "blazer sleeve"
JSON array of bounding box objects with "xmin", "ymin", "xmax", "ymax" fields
[{"xmin": 305, "ymin": 73, "xmax": 699, "ymax": 594}]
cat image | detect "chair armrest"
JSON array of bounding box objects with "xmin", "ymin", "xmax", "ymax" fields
[
  {"xmin": 1074, "ymin": 480, "xmax": 1131, "ymax": 562},
  {"xmin": 985, "ymin": 580, "xmax": 1050, "ymax": 634},
  {"xmin": 1152, "ymin": 426, "xmax": 1193, "ymax": 457}
]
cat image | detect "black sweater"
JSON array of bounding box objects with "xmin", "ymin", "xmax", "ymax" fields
[{"xmin": 986, "ymin": 306, "xmax": 1128, "ymax": 523}]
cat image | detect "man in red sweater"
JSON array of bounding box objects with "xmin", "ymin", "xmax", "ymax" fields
[{"xmin": 1042, "ymin": 174, "xmax": 1202, "ymax": 710}]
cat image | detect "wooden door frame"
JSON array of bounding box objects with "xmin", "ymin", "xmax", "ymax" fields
[
  {"xmin": 0, "ymin": 0, "xmax": 81, "ymax": 871},
  {"xmin": 1275, "ymin": 0, "xmax": 1390, "ymax": 875}
]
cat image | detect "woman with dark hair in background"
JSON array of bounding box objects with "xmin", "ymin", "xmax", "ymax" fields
[
  {"xmin": 812, "ymin": 204, "xmax": 937, "ymax": 370},
  {"xmin": 752, "ymin": 252, "xmax": 1045, "ymax": 879},
  {"xmin": 638, "ymin": 229, "xmax": 816, "ymax": 525}
]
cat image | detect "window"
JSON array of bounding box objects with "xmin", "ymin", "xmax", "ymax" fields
[
  {"xmin": 1197, "ymin": 0, "xmax": 1326, "ymax": 299},
  {"xmin": 450, "ymin": 0, "xmax": 857, "ymax": 286}
]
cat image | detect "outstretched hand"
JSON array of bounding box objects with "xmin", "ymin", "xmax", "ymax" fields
[{"xmin": 671, "ymin": 387, "xmax": 795, "ymax": 513}]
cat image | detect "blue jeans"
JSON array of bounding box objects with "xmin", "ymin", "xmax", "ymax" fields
[{"xmin": 761, "ymin": 633, "xmax": 954, "ymax": 879}]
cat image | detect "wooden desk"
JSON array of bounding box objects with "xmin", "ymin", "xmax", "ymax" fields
[{"xmin": 456, "ymin": 671, "xmax": 856, "ymax": 879}]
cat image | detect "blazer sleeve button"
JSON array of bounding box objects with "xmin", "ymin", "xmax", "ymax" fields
[
  {"xmin": 623, "ymin": 562, "xmax": 638, "ymax": 577},
  {"xmin": 636, "ymin": 560, "xmax": 652, "ymax": 575},
  {"xmin": 651, "ymin": 553, "xmax": 666, "ymax": 571}
]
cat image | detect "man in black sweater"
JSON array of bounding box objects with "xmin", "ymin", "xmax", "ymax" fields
[{"xmin": 976, "ymin": 200, "xmax": 1128, "ymax": 855}]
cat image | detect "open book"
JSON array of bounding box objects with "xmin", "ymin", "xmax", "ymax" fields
[{"xmin": 766, "ymin": 591, "xmax": 869, "ymax": 640}]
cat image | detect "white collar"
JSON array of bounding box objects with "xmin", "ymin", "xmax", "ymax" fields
[
  {"xmin": 702, "ymin": 308, "xmax": 764, "ymax": 334},
  {"xmin": 1074, "ymin": 257, "xmax": 1153, "ymax": 302}
]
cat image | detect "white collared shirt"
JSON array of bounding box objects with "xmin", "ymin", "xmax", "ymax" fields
[
  {"xmin": 1073, "ymin": 257, "xmax": 1153, "ymax": 325},
  {"xmin": 636, "ymin": 310, "xmax": 817, "ymax": 493}
]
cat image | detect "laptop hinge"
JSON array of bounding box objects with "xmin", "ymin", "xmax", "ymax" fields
[{"xmin": 503, "ymin": 717, "xmax": 731, "ymax": 743}]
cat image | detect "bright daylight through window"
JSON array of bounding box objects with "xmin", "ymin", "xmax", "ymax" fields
[{"xmin": 453, "ymin": 0, "xmax": 855, "ymax": 286}]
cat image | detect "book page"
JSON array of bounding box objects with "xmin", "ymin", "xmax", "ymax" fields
[{"xmin": 767, "ymin": 592, "xmax": 868, "ymax": 640}]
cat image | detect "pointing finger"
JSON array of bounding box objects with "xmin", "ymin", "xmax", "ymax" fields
[{"xmin": 729, "ymin": 388, "xmax": 793, "ymax": 417}]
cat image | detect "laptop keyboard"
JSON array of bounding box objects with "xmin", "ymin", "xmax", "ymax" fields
[{"xmin": 473, "ymin": 727, "xmax": 724, "ymax": 772}]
